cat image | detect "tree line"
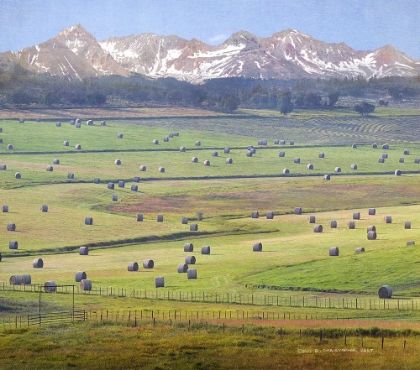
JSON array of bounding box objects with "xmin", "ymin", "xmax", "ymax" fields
[{"xmin": 1, "ymin": 63, "xmax": 420, "ymax": 113}]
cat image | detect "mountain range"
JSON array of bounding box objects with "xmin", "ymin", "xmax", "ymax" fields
[{"xmin": 1, "ymin": 24, "xmax": 419, "ymax": 84}]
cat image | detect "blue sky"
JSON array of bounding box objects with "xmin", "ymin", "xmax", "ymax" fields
[{"xmin": 1, "ymin": 0, "xmax": 419, "ymax": 58}]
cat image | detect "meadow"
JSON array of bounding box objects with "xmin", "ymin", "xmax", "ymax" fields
[{"xmin": 1, "ymin": 108, "xmax": 420, "ymax": 368}]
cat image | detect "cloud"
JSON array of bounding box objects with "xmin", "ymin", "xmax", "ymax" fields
[{"xmin": 208, "ymin": 33, "xmax": 227, "ymax": 44}]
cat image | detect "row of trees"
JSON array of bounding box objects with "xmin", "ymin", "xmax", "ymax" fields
[{"xmin": 1, "ymin": 64, "xmax": 420, "ymax": 112}]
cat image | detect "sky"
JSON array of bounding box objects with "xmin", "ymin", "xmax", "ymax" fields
[{"xmin": 1, "ymin": 0, "xmax": 420, "ymax": 58}]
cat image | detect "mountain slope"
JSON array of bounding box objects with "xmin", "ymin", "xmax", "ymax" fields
[{"xmin": 2, "ymin": 24, "xmax": 419, "ymax": 83}]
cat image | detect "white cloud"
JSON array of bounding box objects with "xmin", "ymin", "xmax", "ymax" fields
[{"xmin": 208, "ymin": 33, "xmax": 227, "ymax": 44}]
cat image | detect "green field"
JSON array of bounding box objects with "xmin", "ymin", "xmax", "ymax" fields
[{"xmin": 1, "ymin": 110, "xmax": 420, "ymax": 368}]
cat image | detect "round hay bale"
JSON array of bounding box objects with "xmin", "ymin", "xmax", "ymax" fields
[
  {"xmin": 259, "ymin": 139, "xmax": 267, "ymax": 145},
  {"xmin": 212, "ymin": 151, "xmax": 218, "ymax": 157},
  {"xmin": 307, "ymin": 163, "xmax": 314, "ymax": 170},
  {"xmin": 163, "ymin": 137, "xmax": 169, "ymax": 142},
  {"xmin": 7, "ymin": 144, "xmax": 13, "ymax": 150},
  {"xmin": 86, "ymin": 120, "xmax": 93, "ymax": 126},
  {"xmin": 41, "ymin": 204, "xmax": 48, "ymax": 212},
  {"xmin": 158, "ymin": 166, "xmax": 165, "ymax": 173},
  {"xmin": 139, "ymin": 165, "xmax": 146, "ymax": 171},
  {"xmin": 67, "ymin": 172, "xmax": 74, "ymax": 179},
  {"xmin": 136, "ymin": 214, "xmax": 143, "ymax": 222},
  {"xmin": 10, "ymin": 275, "xmax": 22, "ymax": 285},
  {"xmin": 192, "ymin": 157, "xmax": 198, "ymax": 163},
  {"xmin": 415, "ymin": 158, "xmax": 420, "ymax": 164},
  {"xmin": 372, "ymin": 143, "xmax": 378, "ymax": 149},
  {"xmin": 323, "ymin": 174, "xmax": 331, "ymax": 181},
  {"xmin": 382, "ymin": 144, "xmax": 389, "ymax": 150},
  {"xmin": 75, "ymin": 123, "xmax": 81, "ymax": 128},
  {"xmin": 283, "ymin": 168, "xmax": 290, "ymax": 174},
  {"xmin": 399, "ymin": 158, "xmax": 404, "ymax": 163},
  {"xmin": 378, "ymin": 158, "xmax": 385, "ymax": 163},
  {"xmin": 44, "ymin": 281, "xmax": 57, "ymax": 293},
  {"xmin": 156, "ymin": 214, "xmax": 164, "ymax": 222},
  {"xmin": 7, "ymin": 223, "xmax": 16, "ymax": 231},
  {"xmin": 80, "ymin": 279, "xmax": 92, "ymax": 291},
  {"xmin": 46, "ymin": 165, "xmax": 53, "ymax": 172},
  {"xmin": 33, "ymin": 258, "xmax": 43, "ymax": 268},
  {"xmin": 0, "ymin": 253, "xmax": 2, "ymax": 262},
  {"xmin": 294, "ymin": 207, "xmax": 302, "ymax": 215},
  {"xmin": 131, "ymin": 184, "xmax": 138, "ymax": 192},
  {"xmin": 185, "ymin": 255, "xmax": 196, "ymax": 264},
  {"xmin": 101, "ymin": 121, "xmax": 106, "ymax": 126},
  {"xmin": 112, "ymin": 194, "xmax": 118, "ymax": 201},
  {"xmin": 190, "ymin": 223, "xmax": 198, "ymax": 231},
  {"xmin": 177, "ymin": 264, "xmax": 188, "ymax": 273},
  {"xmin": 294, "ymin": 158, "xmax": 300, "ymax": 164},
  {"xmin": 79, "ymin": 246, "xmax": 89, "ymax": 255},
  {"xmin": 181, "ymin": 216, "xmax": 188, "ymax": 224},
  {"xmin": 266, "ymin": 211, "xmax": 274, "ymax": 219},
  {"xmin": 75, "ymin": 118, "xmax": 81, "ymax": 124},
  {"xmin": 56, "ymin": 121, "xmax": 61, "ymax": 127},
  {"xmin": 308, "ymin": 215, "xmax": 316, "ymax": 223},
  {"xmin": 155, "ymin": 276, "xmax": 165, "ymax": 288},
  {"xmin": 378, "ymin": 285, "xmax": 392, "ymax": 299},
  {"xmin": 385, "ymin": 215, "xmax": 392, "ymax": 223},
  {"xmin": 253, "ymin": 242, "xmax": 262, "ymax": 252},
  {"xmin": 143, "ymin": 259, "xmax": 154, "ymax": 269},
  {"xmin": 2, "ymin": 205, "xmax": 8, "ymax": 212},
  {"xmin": 107, "ymin": 182, "xmax": 114, "ymax": 189},
  {"xmin": 117, "ymin": 133, "xmax": 123, "ymax": 138},
  {"xmin": 351, "ymin": 164, "xmax": 358, "ymax": 170},
  {"xmin": 330, "ymin": 220, "xmax": 337, "ymax": 228},
  {"xmin": 289, "ymin": 140, "xmax": 294, "ymax": 145},
  {"xmin": 334, "ymin": 167, "xmax": 341, "ymax": 173},
  {"xmin": 224, "ymin": 148, "xmax": 230, "ymax": 154},
  {"xmin": 395, "ymin": 169, "xmax": 402, "ymax": 176},
  {"xmin": 348, "ymin": 221, "xmax": 356, "ymax": 229},
  {"xmin": 318, "ymin": 152, "xmax": 325, "ymax": 158},
  {"xmin": 279, "ymin": 151, "xmax": 285, "ymax": 157},
  {"xmin": 53, "ymin": 159, "xmax": 60, "ymax": 164},
  {"xmin": 75, "ymin": 144, "xmax": 81, "ymax": 150},
  {"xmin": 128, "ymin": 262, "xmax": 139, "ymax": 272},
  {"xmin": 367, "ymin": 225, "xmax": 376, "ymax": 232},
  {"xmin": 0, "ymin": 164, "xmax": 6, "ymax": 170},
  {"xmin": 169, "ymin": 133, "xmax": 174, "ymax": 138},
  {"xmin": 184, "ymin": 243, "xmax": 194, "ymax": 252},
  {"xmin": 153, "ymin": 139, "xmax": 159, "ymax": 145},
  {"xmin": 351, "ymin": 144, "xmax": 357, "ymax": 149},
  {"xmin": 84, "ymin": 217, "xmax": 93, "ymax": 226},
  {"xmin": 226, "ymin": 158, "xmax": 233, "ymax": 164},
  {"xmin": 251, "ymin": 211, "xmax": 259, "ymax": 219},
  {"xmin": 407, "ymin": 241, "xmax": 415, "ymax": 246},
  {"xmin": 367, "ymin": 230, "xmax": 377, "ymax": 240},
  {"xmin": 246, "ymin": 150, "xmax": 253, "ymax": 157},
  {"xmin": 9, "ymin": 240, "xmax": 18, "ymax": 249},
  {"xmin": 382, "ymin": 153, "xmax": 388, "ymax": 159},
  {"xmin": 133, "ymin": 176, "xmax": 140, "ymax": 182},
  {"xmin": 329, "ymin": 247, "xmax": 339, "ymax": 256},
  {"xmin": 313, "ymin": 224, "xmax": 323, "ymax": 233},
  {"xmin": 404, "ymin": 221, "xmax": 411, "ymax": 229},
  {"xmin": 21, "ymin": 274, "xmax": 31, "ymax": 285},
  {"xmin": 274, "ymin": 139, "xmax": 279, "ymax": 144},
  {"xmin": 179, "ymin": 146, "xmax": 186, "ymax": 152},
  {"xmin": 115, "ymin": 159, "xmax": 121, "ymax": 165},
  {"xmin": 187, "ymin": 268, "xmax": 197, "ymax": 279},
  {"xmin": 75, "ymin": 271, "xmax": 87, "ymax": 282},
  {"xmin": 70, "ymin": 120, "xmax": 75, "ymax": 125},
  {"xmin": 195, "ymin": 141, "xmax": 201, "ymax": 146},
  {"xmin": 353, "ymin": 212, "xmax": 360, "ymax": 220},
  {"xmin": 280, "ymin": 140, "xmax": 286, "ymax": 145},
  {"xmin": 368, "ymin": 208, "xmax": 376, "ymax": 215},
  {"xmin": 203, "ymin": 160, "xmax": 210, "ymax": 166},
  {"xmin": 355, "ymin": 247, "xmax": 365, "ymax": 254},
  {"xmin": 201, "ymin": 246, "xmax": 211, "ymax": 254},
  {"xmin": 118, "ymin": 180, "xmax": 125, "ymax": 188}
]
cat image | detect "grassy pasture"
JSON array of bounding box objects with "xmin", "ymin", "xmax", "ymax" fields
[{"xmin": 1, "ymin": 110, "xmax": 420, "ymax": 328}]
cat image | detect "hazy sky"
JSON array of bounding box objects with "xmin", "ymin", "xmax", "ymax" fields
[{"xmin": 1, "ymin": 0, "xmax": 419, "ymax": 58}]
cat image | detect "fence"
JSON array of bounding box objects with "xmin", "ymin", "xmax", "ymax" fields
[
  {"xmin": 27, "ymin": 310, "xmax": 86, "ymax": 326},
  {"xmin": 1, "ymin": 282, "xmax": 419, "ymax": 311}
]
